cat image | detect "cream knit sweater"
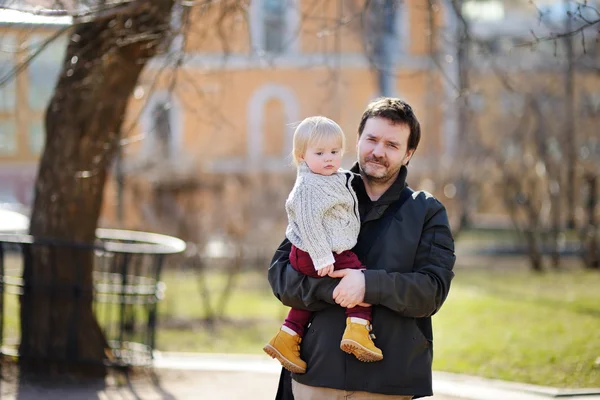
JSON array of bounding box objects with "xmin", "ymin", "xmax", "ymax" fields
[{"xmin": 285, "ymin": 162, "xmax": 361, "ymax": 270}]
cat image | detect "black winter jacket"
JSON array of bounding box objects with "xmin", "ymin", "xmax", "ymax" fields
[{"xmin": 268, "ymin": 165, "xmax": 456, "ymax": 398}]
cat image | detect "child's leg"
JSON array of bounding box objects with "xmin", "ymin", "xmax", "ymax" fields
[
  {"xmin": 289, "ymin": 245, "xmax": 320, "ymax": 278},
  {"xmin": 284, "ymin": 246, "xmax": 317, "ymax": 336},
  {"xmin": 345, "ymin": 305, "xmax": 371, "ymax": 321},
  {"xmin": 332, "ymin": 250, "xmax": 364, "ymax": 271},
  {"xmin": 284, "ymin": 308, "xmax": 312, "ymax": 337},
  {"xmin": 263, "ymin": 245, "xmax": 317, "ymax": 374}
]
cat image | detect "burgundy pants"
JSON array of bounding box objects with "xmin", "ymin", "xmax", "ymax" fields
[{"xmin": 284, "ymin": 246, "xmax": 372, "ymax": 337}]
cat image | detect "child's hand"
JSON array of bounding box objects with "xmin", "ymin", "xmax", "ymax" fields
[{"xmin": 318, "ymin": 264, "xmax": 334, "ymax": 277}]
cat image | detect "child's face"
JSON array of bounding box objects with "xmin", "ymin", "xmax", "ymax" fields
[{"xmin": 301, "ymin": 137, "xmax": 343, "ymax": 176}]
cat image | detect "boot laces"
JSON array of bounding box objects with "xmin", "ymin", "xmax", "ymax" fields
[{"xmin": 366, "ymin": 324, "xmax": 376, "ymax": 339}]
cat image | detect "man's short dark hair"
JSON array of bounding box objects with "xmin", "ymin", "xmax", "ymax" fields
[{"xmin": 358, "ymin": 97, "xmax": 421, "ymax": 152}]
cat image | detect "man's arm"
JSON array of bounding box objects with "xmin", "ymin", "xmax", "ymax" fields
[
  {"xmin": 267, "ymin": 238, "xmax": 339, "ymax": 311},
  {"xmin": 362, "ymin": 199, "xmax": 455, "ymax": 317}
]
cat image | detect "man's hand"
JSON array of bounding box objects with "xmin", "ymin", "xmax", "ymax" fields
[
  {"xmin": 329, "ymin": 269, "xmax": 366, "ymax": 308},
  {"xmin": 317, "ymin": 264, "xmax": 334, "ymax": 277}
]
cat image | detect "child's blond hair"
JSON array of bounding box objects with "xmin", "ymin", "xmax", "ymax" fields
[{"xmin": 292, "ymin": 116, "xmax": 345, "ymax": 166}]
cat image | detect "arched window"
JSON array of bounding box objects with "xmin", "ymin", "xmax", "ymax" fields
[
  {"xmin": 140, "ymin": 91, "xmax": 183, "ymax": 159},
  {"xmin": 247, "ymin": 84, "xmax": 299, "ymax": 168}
]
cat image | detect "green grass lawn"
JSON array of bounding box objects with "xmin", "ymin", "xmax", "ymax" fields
[
  {"xmin": 155, "ymin": 260, "xmax": 600, "ymax": 388},
  {"xmin": 156, "ymin": 269, "xmax": 285, "ymax": 353},
  {"xmin": 433, "ymin": 265, "xmax": 600, "ymax": 388}
]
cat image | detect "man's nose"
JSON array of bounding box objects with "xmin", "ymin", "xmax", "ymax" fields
[{"xmin": 372, "ymin": 143, "xmax": 385, "ymax": 158}]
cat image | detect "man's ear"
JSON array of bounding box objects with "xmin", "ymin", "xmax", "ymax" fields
[{"xmin": 403, "ymin": 149, "xmax": 415, "ymax": 166}]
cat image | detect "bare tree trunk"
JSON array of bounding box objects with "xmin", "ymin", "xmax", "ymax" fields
[
  {"xmin": 23, "ymin": 0, "xmax": 174, "ymax": 378},
  {"xmin": 503, "ymin": 176, "xmax": 545, "ymax": 272},
  {"xmin": 549, "ymin": 184, "xmax": 562, "ymax": 269},
  {"xmin": 533, "ymin": 101, "xmax": 562, "ymax": 268},
  {"xmin": 523, "ymin": 205, "xmax": 545, "ymax": 273},
  {"xmin": 523, "ymin": 229, "xmax": 545, "ymax": 272},
  {"xmin": 194, "ymin": 254, "xmax": 217, "ymax": 327},
  {"xmin": 451, "ymin": 0, "xmax": 473, "ymax": 229},
  {"xmin": 216, "ymin": 250, "xmax": 244, "ymax": 319},
  {"xmin": 564, "ymin": 0, "xmax": 577, "ymax": 230}
]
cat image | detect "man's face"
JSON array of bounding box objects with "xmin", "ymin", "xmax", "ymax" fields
[{"xmin": 357, "ymin": 117, "xmax": 414, "ymax": 184}]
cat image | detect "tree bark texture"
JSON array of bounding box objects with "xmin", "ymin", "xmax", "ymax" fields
[{"xmin": 22, "ymin": 0, "xmax": 174, "ymax": 378}]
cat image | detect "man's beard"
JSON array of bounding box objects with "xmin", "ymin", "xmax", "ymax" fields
[{"xmin": 359, "ymin": 155, "xmax": 402, "ymax": 184}]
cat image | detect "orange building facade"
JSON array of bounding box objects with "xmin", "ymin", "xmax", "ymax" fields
[{"xmin": 0, "ymin": 1, "xmax": 458, "ymax": 240}]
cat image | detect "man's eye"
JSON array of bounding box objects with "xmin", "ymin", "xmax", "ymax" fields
[
  {"xmin": 368, "ymin": 138, "xmax": 376, "ymax": 142},
  {"xmin": 388, "ymin": 144, "xmax": 398, "ymax": 149}
]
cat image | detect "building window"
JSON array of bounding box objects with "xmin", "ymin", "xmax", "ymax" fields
[
  {"xmin": 0, "ymin": 120, "xmax": 17, "ymax": 155},
  {"xmin": 503, "ymin": 138, "xmax": 522, "ymax": 160},
  {"xmin": 263, "ymin": 0, "xmax": 286, "ymax": 53},
  {"xmin": 0, "ymin": 35, "xmax": 17, "ymax": 112},
  {"xmin": 27, "ymin": 35, "xmax": 67, "ymax": 111},
  {"xmin": 462, "ymin": 1, "xmax": 505, "ymax": 22},
  {"xmin": 538, "ymin": 94, "xmax": 561, "ymax": 116},
  {"xmin": 29, "ymin": 120, "xmax": 45, "ymax": 154},
  {"xmin": 151, "ymin": 101, "xmax": 173, "ymax": 158},
  {"xmin": 581, "ymin": 92, "xmax": 600, "ymax": 117},
  {"xmin": 0, "ymin": 35, "xmax": 17, "ymax": 156},
  {"xmin": 467, "ymin": 93, "xmax": 486, "ymax": 113},
  {"xmin": 0, "ymin": 185, "xmax": 18, "ymax": 204},
  {"xmin": 250, "ymin": 0, "xmax": 299, "ymax": 55},
  {"xmin": 362, "ymin": 1, "xmax": 408, "ymax": 96},
  {"xmin": 141, "ymin": 91, "xmax": 182, "ymax": 159},
  {"xmin": 247, "ymin": 84, "xmax": 299, "ymax": 167},
  {"xmin": 500, "ymin": 92, "xmax": 525, "ymax": 115},
  {"xmin": 0, "ymin": 35, "xmax": 17, "ymax": 155}
]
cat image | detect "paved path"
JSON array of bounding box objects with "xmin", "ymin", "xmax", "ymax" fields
[
  {"xmin": 1, "ymin": 353, "xmax": 599, "ymax": 399},
  {"xmin": 0, "ymin": 369, "xmax": 458, "ymax": 400}
]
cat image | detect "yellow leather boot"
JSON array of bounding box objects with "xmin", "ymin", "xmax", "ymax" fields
[
  {"xmin": 263, "ymin": 329, "xmax": 307, "ymax": 374},
  {"xmin": 340, "ymin": 317, "xmax": 383, "ymax": 362}
]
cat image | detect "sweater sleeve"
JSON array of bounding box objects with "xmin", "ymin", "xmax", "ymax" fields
[
  {"xmin": 362, "ymin": 199, "xmax": 456, "ymax": 317},
  {"xmin": 294, "ymin": 185, "xmax": 335, "ymax": 270}
]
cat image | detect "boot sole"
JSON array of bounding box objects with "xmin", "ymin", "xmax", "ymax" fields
[
  {"xmin": 263, "ymin": 344, "xmax": 307, "ymax": 374},
  {"xmin": 340, "ymin": 339, "xmax": 383, "ymax": 362}
]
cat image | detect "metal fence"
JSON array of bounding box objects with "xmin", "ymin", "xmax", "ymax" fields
[{"xmin": 0, "ymin": 229, "xmax": 185, "ymax": 368}]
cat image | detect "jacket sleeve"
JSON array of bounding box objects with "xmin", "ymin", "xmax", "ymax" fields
[
  {"xmin": 362, "ymin": 199, "xmax": 456, "ymax": 317},
  {"xmin": 267, "ymin": 238, "xmax": 339, "ymax": 311}
]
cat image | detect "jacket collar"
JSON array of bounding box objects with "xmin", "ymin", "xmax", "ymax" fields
[{"xmin": 298, "ymin": 161, "xmax": 312, "ymax": 176}]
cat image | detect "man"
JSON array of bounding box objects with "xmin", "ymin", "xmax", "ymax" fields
[{"xmin": 268, "ymin": 98, "xmax": 456, "ymax": 399}]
